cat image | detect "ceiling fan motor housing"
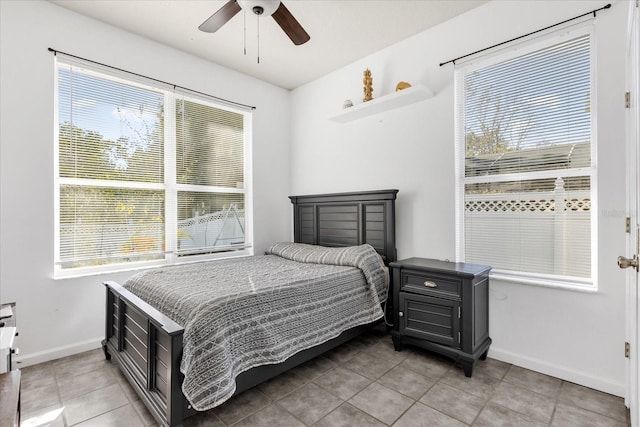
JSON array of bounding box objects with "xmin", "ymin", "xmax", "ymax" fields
[{"xmin": 237, "ymin": 0, "xmax": 280, "ymax": 16}]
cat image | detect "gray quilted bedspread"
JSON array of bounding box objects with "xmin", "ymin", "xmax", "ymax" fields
[{"xmin": 123, "ymin": 243, "xmax": 388, "ymax": 410}]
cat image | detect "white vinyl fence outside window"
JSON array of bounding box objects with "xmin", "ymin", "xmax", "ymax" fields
[
  {"xmin": 54, "ymin": 57, "xmax": 252, "ymax": 277},
  {"xmin": 454, "ymin": 25, "xmax": 596, "ymax": 290}
]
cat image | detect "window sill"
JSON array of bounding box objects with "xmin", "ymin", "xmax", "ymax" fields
[
  {"xmin": 53, "ymin": 248, "xmax": 254, "ymax": 280},
  {"xmin": 489, "ymin": 270, "xmax": 597, "ymax": 293}
]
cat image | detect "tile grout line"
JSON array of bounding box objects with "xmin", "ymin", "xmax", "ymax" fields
[
  {"xmin": 52, "ymin": 357, "xmax": 70, "ymax": 427},
  {"xmin": 273, "ymin": 399, "xmax": 308, "ymax": 427},
  {"xmin": 547, "ymin": 377, "xmax": 566, "ymax": 427},
  {"xmin": 54, "ymin": 352, "xmax": 128, "ymax": 427},
  {"xmin": 444, "ymin": 363, "xmax": 500, "ymax": 426},
  {"xmin": 413, "ymin": 374, "xmax": 478, "ymax": 426},
  {"xmin": 549, "ymin": 397, "xmax": 559, "ymax": 427}
]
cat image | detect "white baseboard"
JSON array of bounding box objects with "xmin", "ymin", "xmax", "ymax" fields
[
  {"xmin": 14, "ymin": 337, "xmax": 103, "ymax": 368},
  {"xmin": 489, "ymin": 346, "xmax": 626, "ymax": 397}
]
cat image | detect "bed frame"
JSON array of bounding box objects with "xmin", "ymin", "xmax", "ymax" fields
[{"xmin": 102, "ymin": 189, "xmax": 398, "ymax": 427}]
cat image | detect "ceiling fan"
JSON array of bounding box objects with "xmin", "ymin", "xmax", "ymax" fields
[{"xmin": 199, "ymin": 0, "xmax": 310, "ymax": 46}]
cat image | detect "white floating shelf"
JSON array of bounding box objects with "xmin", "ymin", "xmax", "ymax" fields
[{"xmin": 328, "ymin": 85, "xmax": 434, "ymax": 123}]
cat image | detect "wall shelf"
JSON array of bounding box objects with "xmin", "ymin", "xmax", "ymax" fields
[{"xmin": 328, "ymin": 85, "xmax": 434, "ymax": 123}]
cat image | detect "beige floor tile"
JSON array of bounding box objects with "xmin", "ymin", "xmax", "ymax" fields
[
  {"xmin": 214, "ymin": 387, "xmax": 271, "ymax": 426},
  {"xmin": 378, "ymin": 364, "xmax": 436, "ymax": 399},
  {"xmin": 503, "ymin": 365, "xmax": 563, "ymax": 398},
  {"xmin": 323, "ymin": 341, "xmax": 364, "ymax": 364},
  {"xmin": 182, "ymin": 409, "xmax": 225, "ymax": 427},
  {"xmin": 342, "ymin": 350, "xmax": 399, "ymax": 380},
  {"xmin": 257, "ymin": 369, "xmax": 308, "ymax": 400},
  {"xmin": 551, "ymin": 402, "xmax": 629, "ymax": 427},
  {"xmin": 348, "ymin": 382, "xmax": 413, "ymax": 425},
  {"xmin": 313, "ymin": 367, "xmax": 372, "ymax": 400},
  {"xmin": 291, "ymin": 355, "xmax": 337, "ymax": 381},
  {"xmin": 420, "ymin": 381, "xmax": 486, "ymax": 424},
  {"xmin": 20, "ymin": 362, "xmax": 57, "ymax": 393},
  {"xmin": 399, "ymin": 350, "xmax": 453, "ymax": 380},
  {"xmin": 558, "ymin": 381, "xmax": 628, "ymax": 423},
  {"xmin": 231, "ymin": 404, "xmax": 305, "ymax": 427},
  {"xmin": 132, "ymin": 399, "xmax": 158, "ymax": 426},
  {"xmin": 488, "ymin": 381, "xmax": 556, "ymax": 424},
  {"xmin": 394, "ymin": 401, "xmax": 466, "ymax": 427},
  {"xmin": 57, "ymin": 365, "xmax": 117, "ymax": 401},
  {"xmin": 19, "ymin": 404, "xmax": 66, "ymax": 427},
  {"xmin": 472, "ymin": 357, "xmax": 512, "ymax": 381},
  {"xmin": 474, "ymin": 402, "xmax": 548, "ymax": 427},
  {"xmin": 278, "ymin": 382, "xmax": 342, "ymax": 425},
  {"xmin": 72, "ymin": 404, "xmax": 144, "ymax": 427},
  {"xmin": 439, "ymin": 366, "xmax": 501, "ymax": 400},
  {"xmin": 21, "ymin": 382, "xmax": 61, "ymax": 415},
  {"xmin": 315, "ymin": 403, "xmax": 386, "ymax": 427},
  {"xmin": 63, "ymin": 383, "xmax": 129, "ymax": 426},
  {"xmin": 54, "ymin": 356, "xmax": 110, "ymax": 380},
  {"xmin": 363, "ymin": 339, "xmax": 411, "ymax": 365}
]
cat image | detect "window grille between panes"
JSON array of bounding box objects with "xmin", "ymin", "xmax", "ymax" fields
[
  {"xmin": 455, "ymin": 28, "xmax": 596, "ymax": 288},
  {"xmin": 55, "ymin": 60, "xmax": 252, "ymax": 276}
]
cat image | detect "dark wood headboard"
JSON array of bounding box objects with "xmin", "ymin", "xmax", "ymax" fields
[{"xmin": 289, "ymin": 189, "xmax": 398, "ymax": 263}]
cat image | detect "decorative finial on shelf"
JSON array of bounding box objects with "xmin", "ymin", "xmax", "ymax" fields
[{"xmin": 363, "ymin": 69, "xmax": 373, "ymax": 102}]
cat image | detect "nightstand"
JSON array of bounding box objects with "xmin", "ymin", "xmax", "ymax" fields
[{"xmin": 389, "ymin": 258, "xmax": 491, "ymax": 377}]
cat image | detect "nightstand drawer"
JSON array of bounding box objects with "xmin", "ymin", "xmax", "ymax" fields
[{"xmin": 401, "ymin": 270, "xmax": 462, "ymax": 299}]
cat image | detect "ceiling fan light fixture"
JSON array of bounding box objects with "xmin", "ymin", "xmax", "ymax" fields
[{"xmin": 237, "ymin": 0, "xmax": 280, "ymax": 17}]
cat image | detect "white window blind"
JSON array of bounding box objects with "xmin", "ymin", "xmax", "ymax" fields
[
  {"xmin": 174, "ymin": 97, "xmax": 247, "ymax": 255},
  {"xmin": 455, "ymin": 27, "xmax": 595, "ymax": 288},
  {"xmin": 55, "ymin": 59, "xmax": 252, "ymax": 276}
]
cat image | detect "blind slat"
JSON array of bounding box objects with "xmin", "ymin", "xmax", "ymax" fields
[
  {"xmin": 56, "ymin": 61, "xmax": 250, "ymax": 271},
  {"xmin": 457, "ymin": 30, "xmax": 594, "ymax": 285}
]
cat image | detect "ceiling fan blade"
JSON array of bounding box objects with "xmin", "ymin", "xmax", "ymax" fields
[
  {"xmin": 271, "ymin": 2, "xmax": 310, "ymax": 46},
  {"xmin": 198, "ymin": 0, "xmax": 242, "ymax": 33}
]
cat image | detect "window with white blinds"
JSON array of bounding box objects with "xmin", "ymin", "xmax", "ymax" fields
[
  {"xmin": 455, "ymin": 26, "xmax": 596, "ymax": 289},
  {"xmin": 55, "ymin": 59, "xmax": 252, "ymax": 276}
]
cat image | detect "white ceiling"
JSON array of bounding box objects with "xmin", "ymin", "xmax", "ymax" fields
[{"xmin": 49, "ymin": 0, "xmax": 487, "ymax": 90}]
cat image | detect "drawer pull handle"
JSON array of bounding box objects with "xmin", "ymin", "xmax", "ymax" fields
[
  {"xmin": 424, "ymin": 281, "xmax": 438, "ymax": 288},
  {"xmin": 399, "ymin": 311, "xmax": 404, "ymax": 317}
]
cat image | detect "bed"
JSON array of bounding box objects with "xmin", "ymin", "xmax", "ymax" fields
[{"xmin": 102, "ymin": 189, "xmax": 398, "ymax": 427}]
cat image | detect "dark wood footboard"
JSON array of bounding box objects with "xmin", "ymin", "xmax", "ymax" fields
[
  {"xmin": 104, "ymin": 281, "xmax": 192, "ymax": 427},
  {"xmin": 104, "ymin": 280, "xmax": 385, "ymax": 427}
]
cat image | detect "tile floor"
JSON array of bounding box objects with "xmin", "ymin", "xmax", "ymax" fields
[{"xmin": 18, "ymin": 325, "xmax": 631, "ymax": 427}]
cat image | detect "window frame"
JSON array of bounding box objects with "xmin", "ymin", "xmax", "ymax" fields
[
  {"xmin": 454, "ymin": 23, "xmax": 598, "ymax": 291},
  {"xmin": 53, "ymin": 58, "xmax": 253, "ymax": 279}
]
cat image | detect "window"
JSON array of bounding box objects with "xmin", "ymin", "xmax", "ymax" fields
[
  {"xmin": 54, "ymin": 58, "xmax": 252, "ymax": 277},
  {"xmin": 455, "ymin": 26, "xmax": 596, "ymax": 289}
]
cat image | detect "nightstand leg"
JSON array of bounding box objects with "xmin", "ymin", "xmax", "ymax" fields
[
  {"xmin": 392, "ymin": 336, "xmax": 403, "ymax": 352},
  {"xmin": 462, "ymin": 361, "xmax": 474, "ymax": 377},
  {"xmin": 480, "ymin": 350, "xmax": 489, "ymax": 361}
]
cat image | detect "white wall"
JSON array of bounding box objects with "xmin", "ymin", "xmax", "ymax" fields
[
  {"xmin": 290, "ymin": 1, "xmax": 629, "ymax": 396},
  {"xmin": 0, "ymin": 0, "xmax": 292, "ymax": 365}
]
